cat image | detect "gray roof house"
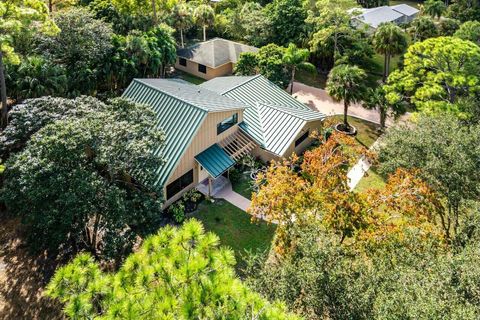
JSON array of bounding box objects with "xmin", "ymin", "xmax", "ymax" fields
[
  {"xmin": 175, "ymin": 38, "xmax": 258, "ymax": 80},
  {"xmin": 123, "ymin": 75, "xmax": 324, "ymax": 206},
  {"xmin": 349, "ymin": 4, "xmax": 419, "ymax": 31}
]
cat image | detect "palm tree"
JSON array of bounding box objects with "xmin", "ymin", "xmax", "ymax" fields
[
  {"xmin": 326, "ymin": 64, "xmax": 367, "ymax": 131},
  {"xmin": 283, "ymin": 43, "xmax": 316, "ymax": 94},
  {"xmin": 172, "ymin": 3, "xmax": 193, "ymax": 48},
  {"xmin": 372, "ymin": 23, "xmax": 408, "ymax": 82},
  {"xmin": 194, "ymin": 4, "xmax": 215, "ymax": 42},
  {"xmin": 362, "ymin": 86, "xmax": 390, "ymax": 130},
  {"xmin": 424, "ymin": 0, "xmax": 446, "ymax": 20}
]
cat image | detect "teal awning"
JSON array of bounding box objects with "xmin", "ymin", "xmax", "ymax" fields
[{"xmin": 195, "ymin": 144, "xmax": 235, "ymax": 178}]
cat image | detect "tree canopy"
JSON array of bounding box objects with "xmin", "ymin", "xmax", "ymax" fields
[
  {"xmin": 1, "ymin": 97, "xmax": 166, "ymax": 259},
  {"xmin": 46, "ymin": 219, "xmax": 299, "ymax": 319},
  {"xmin": 384, "ymin": 36, "xmax": 480, "ymax": 119}
]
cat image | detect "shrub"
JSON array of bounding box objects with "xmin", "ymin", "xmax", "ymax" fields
[{"xmin": 170, "ymin": 201, "xmax": 186, "ymax": 223}]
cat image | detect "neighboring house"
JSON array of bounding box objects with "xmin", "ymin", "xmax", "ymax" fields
[
  {"xmin": 122, "ymin": 75, "xmax": 325, "ymax": 206},
  {"xmin": 349, "ymin": 4, "xmax": 419, "ymax": 31},
  {"xmin": 175, "ymin": 38, "xmax": 258, "ymax": 80}
]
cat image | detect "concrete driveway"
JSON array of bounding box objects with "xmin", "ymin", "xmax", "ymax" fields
[{"xmin": 290, "ymin": 81, "xmax": 397, "ymax": 125}]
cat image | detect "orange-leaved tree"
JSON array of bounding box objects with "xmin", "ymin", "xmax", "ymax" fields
[{"xmin": 249, "ymin": 131, "xmax": 443, "ymax": 254}]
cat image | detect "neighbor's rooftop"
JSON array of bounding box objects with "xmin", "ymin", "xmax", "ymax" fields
[{"xmin": 177, "ymin": 38, "xmax": 258, "ymax": 68}]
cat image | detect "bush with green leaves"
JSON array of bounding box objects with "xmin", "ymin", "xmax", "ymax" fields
[
  {"xmin": 46, "ymin": 219, "xmax": 299, "ymax": 319},
  {"xmin": 170, "ymin": 201, "xmax": 186, "ymax": 223},
  {"xmin": 1, "ymin": 97, "xmax": 166, "ymax": 259}
]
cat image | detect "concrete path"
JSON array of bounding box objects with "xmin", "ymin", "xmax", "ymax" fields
[
  {"xmin": 216, "ymin": 184, "xmax": 251, "ymax": 212},
  {"xmin": 347, "ymin": 140, "xmax": 381, "ymax": 190},
  {"xmin": 290, "ymin": 81, "xmax": 399, "ymax": 126}
]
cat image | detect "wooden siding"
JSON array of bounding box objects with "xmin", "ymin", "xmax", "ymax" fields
[
  {"xmin": 163, "ymin": 110, "xmax": 243, "ymax": 206},
  {"xmin": 175, "ymin": 58, "xmax": 234, "ymax": 80}
]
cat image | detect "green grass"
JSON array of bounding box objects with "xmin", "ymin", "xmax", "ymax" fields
[
  {"xmin": 294, "ymin": 69, "xmax": 327, "ymax": 89},
  {"xmin": 231, "ymin": 173, "xmax": 254, "ymax": 200},
  {"xmin": 192, "ymin": 199, "xmax": 276, "ymax": 269},
  {"xmin": 330, "ymin": 115, "xmax": 382, "ymax": 148},
  {"xmin": 355, "ymin": 166, "xmax": 387, "ymax": 193},
  {"xmin": 174, "ymin": 70, "xmax": 206, "ymax": 85},
  {"xmin": 390, "ymin": 0, "xmax": 422, "ymax": 8}
]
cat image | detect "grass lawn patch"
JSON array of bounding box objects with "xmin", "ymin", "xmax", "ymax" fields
[
  {"xmin": 294, "ymin": 69, "xmax": 327, "ymax": 89},
  {"xmin": 174, "ymin": 70, "xmax": 206, "ymax": 85},
  {"xmin": 231, "ymin": 173, "xmax": 254, "ymax": 200},
  {"xmin": 355, "ymin": 166, "xmax": 387, "ymax": 193},
  {"xmin": 330, "ymin": 115, "xmax": 382, "ymax": 148},
  {"xmin": 390, "ymin": 0, "xmax": 422, "ymax": 8},
  {"xmin": 192, "ymin": 199, "xmax": 276, "ymax": 270}
]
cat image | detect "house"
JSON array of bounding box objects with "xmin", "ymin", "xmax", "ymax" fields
[
  {"xmin": 349, "ymin": 4, "xmax": 419, "ymax": 31},
  {"xmin": 175, "ymin": 38, "xmax": 258, "ymax": 80},
  {"xmin": 122, "ymin": 75, "xmax": 325, "ymax": 206}
]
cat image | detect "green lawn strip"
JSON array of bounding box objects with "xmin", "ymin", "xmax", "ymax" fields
[
  {"xmin": 294, "ymin": 68, "xmax": 327, "ymax": 89},
  {"xmin": 191, "ymin": 199, "xmax": 276, "ymax": 270},
  {"xmin": 231, "ymin": 173, "xmax": 254, "ymax": 200},
  {"xmin": 330, "ymin": 115, "xmax": 382, "ymax": 148},
  {"xmin": 174, "ymin": 70, "xmax": 206, "ymax": 85},
  {"xmin": 355, "ymin": 166, "xmax": 387, "ymax": 193}
]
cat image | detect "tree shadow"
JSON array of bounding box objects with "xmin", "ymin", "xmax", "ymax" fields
[{"xmin": 0, "ymin": 212, "xmax": 63, "ymax": 319}]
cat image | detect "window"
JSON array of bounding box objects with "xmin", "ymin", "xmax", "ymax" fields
[
  {"xmin": 198, "ymin": 64, "xmax": 207, "ymax": 74},
  {"xmin": 179, "ymin": 58, "xmax": 187, "ymax": 67},
  {"xmin": 217, "ymin": 113, "xmax": 238, "ymax": 135},
  {"xmin": 166, "ymin": 169, "xmax": 194, "ymax": 199},
  {"xmin": 295, "ymin": 130, "xmax": 309, "ymax": 147}
]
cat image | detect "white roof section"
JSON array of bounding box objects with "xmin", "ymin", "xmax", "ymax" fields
[
  {"xmin": 391, "ymin": 4, "xmax": 419, "ymax": 16},
  {"xmin": 350, "ymin": 4, "xmax": 419, "ymax": 28}
]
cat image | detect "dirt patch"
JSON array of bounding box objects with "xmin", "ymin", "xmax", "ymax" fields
[{"xmin": 0, "ymin": 212, "xmax": 63, "ymax": 319}]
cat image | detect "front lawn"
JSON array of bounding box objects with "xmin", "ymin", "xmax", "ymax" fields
[
  {"xmin": 355, "ymin": 166, "xmax": 387, "ymax": 193},
  {"xmin": 330, "ymin": 115, "xmax": 382, "ymax": 148},
  {"xmin": 191, "ymin": 199, "xmax": 276, "ymax": 270}
]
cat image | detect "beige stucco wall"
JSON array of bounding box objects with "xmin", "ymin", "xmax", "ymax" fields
[
  {"xmin": 163, "ymin": 110, "xmax": 244, "ymax": 206},
  {"xmin": 175, "ymin": 58, "xmax": 234, "ymax": 80}
]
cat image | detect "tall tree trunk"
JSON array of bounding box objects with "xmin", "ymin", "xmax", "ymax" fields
[
  {"xmin": 383, "ymin": 53, "xmax": 388, "ymax": 83},
  {"xmin": 343, "ymin": 100, "xmax": 349, "ymax": 129},
  {"xmin": 151, "ymin": 0, "xmax": 158, "ymax": 25},
  {"xmin": 0, "ymin": 48, "xmax": 8, "ymax": 129},
  {"xmin": 203, "ymin": 25, "xmax": 207, "ymax": 41},
  {"xmin": 290, "ymin": 67, "xmax": 296, "ymax": 94},
  {"xmin": 386, "ymin": 53, "xmax": 391, "ymax": 81},
  {"xmin": 180, "ymin": 29, "xmax": 184, "ymax": 48},
  {"xmin": 379, "ymin": 106, "xmax": 387, "ymax": 130},
  {"xmin": 48, "ymin": 0, "xmax": 53, "ymax": 13}
]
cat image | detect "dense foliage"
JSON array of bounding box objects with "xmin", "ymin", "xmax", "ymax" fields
[
  {"xmin": 385, "ymin": 36, "xmax": 480, "ymax": 119},
  {"xmin": 47, "ymin": 219, "xmax": 299, "ymax": 319},
  {"xmin": 1, "ymin": 97, "xmax": 166, "ymax": 259},
  {"xmin": 378, "ymin": 114, "xmax": 480, "ymax": 240}
]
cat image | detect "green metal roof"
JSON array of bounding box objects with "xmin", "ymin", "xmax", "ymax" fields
[
  {"xmin": 136, "ymin": 78, "xmax": 247, "ymax": 112},
  {"xmin": 122, "ymin": 79, "xmax": 208, "ymax": 187},
  {"xmin": 194, "ymin": 144, "xmax": 235, "ymax": 178},
  {"xmin": 201, "ymin": 75, "xmax": 325, "ymax": 156}
]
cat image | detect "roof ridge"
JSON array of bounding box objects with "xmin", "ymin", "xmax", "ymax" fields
[
  {"xmin": 220, "ymin": 74, "xmax": 262, "ymax": 95},
  {"xmin": 258, "ymin": 102, "xmax": 307, "ymax": 121},
  {"xmin": 135, "ymin": 79, "xmax": 210, "ymax": 113}
]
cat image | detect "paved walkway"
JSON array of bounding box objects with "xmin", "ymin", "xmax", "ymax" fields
[
  {"xmin": 290, "ymin": 81, "xmax": 400, "ymax": 126},
  {"xmin": 216, "ymin": 184, "xmax": 251, "ymax": 211},
  {"xmin": 347, "ymin": 140, "xmax": 381, "ymax": 190}
]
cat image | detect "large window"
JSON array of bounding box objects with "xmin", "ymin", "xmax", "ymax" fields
[
  {"xmin": 295, "ymin": 130, "xmax": 309, "ymax": 147},
  {"xmin": 179, "ymin": 58, "xmax": 187, "ymax": 67},
  {"xmin": 166, "ymin": 169, "xmax": 194, "ymax": 200},
  {"xmin": 198, "ymin": 64, "xmax": 207, "ymax": 74},
  {"xmin": 217, "ymin": 113, "xmax": 238, "ymax": 135}
]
